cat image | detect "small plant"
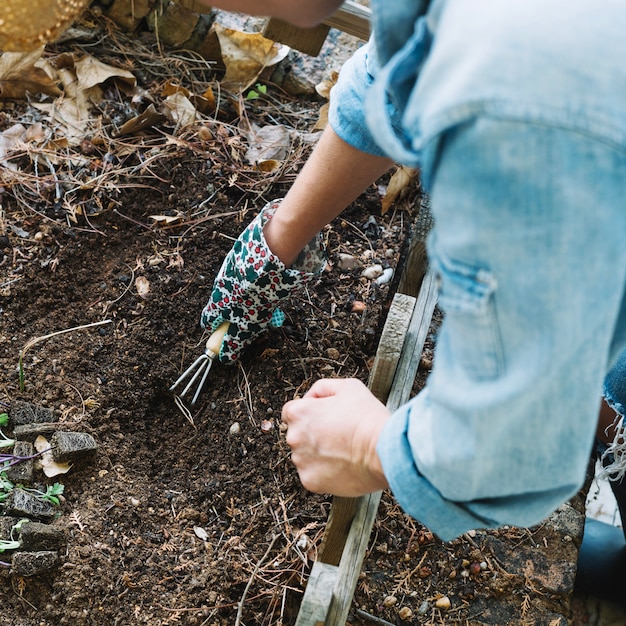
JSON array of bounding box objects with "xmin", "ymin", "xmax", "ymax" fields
[
  {"xmin": 0, "ymin": 413, "xmax": 14, "ymax": 449},
  {"xmin": 0, "ymin": 518, "xmax": 29, "ymax": 554},
  {"xmin": 26, "ymin": 482, "xmax": 65, "ymax": 507},
  {"xmin": 245, "ymin": 83, "xmax": 267, "ymax": 100},
  {"xmin": 0, "ymin": 472, "xmax": 14, "ymax": 502}
]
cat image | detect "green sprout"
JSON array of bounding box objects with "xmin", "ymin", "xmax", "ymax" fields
[
  {"xmin": 245, "ymin": 83, "xmax": 268, "ymax": 100},
  {"xmin": 25, "ymin": 482, "xmax": 65, "ymax": 507},
  {"xmin": 0, "ymin": 472, "xmax": 14, "ymax": 502},
  {"xmin": 0, "ymin": 518, "xmax": 29, "ymax": 554},
  {"xmin": 0, "ymin": 413, "xmax": 14, "ymax": 449}
]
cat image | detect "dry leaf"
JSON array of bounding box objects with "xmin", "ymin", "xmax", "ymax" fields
[
  {"xmin": 315, "ymin": 71, "xmax": 338, "ymax": 99},
  {"xmin": 74, "ymin": 55, "xmax": 136, "ymax": 91},
  {"xmin": 149, "ymin": 214, "xmax": 184, "ymax": 226},
  {"xmin": 31, "ymin": 52, "xmax": 137, "ymax": 145},
  {"xmin": 162, "ymin": 92, "xmax": 197, "ymax": 128},
  {"xmin": 135, "ymin": 276, "xmax": 151, "ymax": 299},
  {"xmin": 0, "ymin": 48, "xmax": 61, "ymax": 99},
  {"xmin": 244, "ymin": 124, "xmax": 290, "ymax": 166},
  {"xmin": 313, "ymin": 102, "xmax": 329, "ymax": 131},
  {"xmin": 116, "ymin": 104, "xmax": 167, "ymax": 136},
  {"xmin": 381, "ymin": 166, "xmax": 418, "ymax": 214},
  {"xmin": 34, "ymin": 435, "xmax": 72, "ymax": 478},
  {"xmin": 215, "ymin": 23, "xmax": 289, "ymax": 91}
]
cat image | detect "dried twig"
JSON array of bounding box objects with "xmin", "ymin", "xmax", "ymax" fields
[{"xmin": 235, "ymin": 534, "xmax": 279, "ymax": 626}]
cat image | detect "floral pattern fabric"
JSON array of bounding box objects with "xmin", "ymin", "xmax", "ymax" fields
[{"xmin": 201, "ymin": 200, "xmax": 326, "ymax": 363}]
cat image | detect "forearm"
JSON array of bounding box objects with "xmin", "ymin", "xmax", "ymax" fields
[
  {"xmin": 264, "ymin": 126, "xmax": 393, "ymax": 266},
  {"xmin": 196, "ymin": 0, "xmax": 344, "ymax": 28}
]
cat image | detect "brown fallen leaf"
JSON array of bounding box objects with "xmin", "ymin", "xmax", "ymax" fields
[
  {"xmin": 381, "ymin": 166, "xmax": 418, "ymax": 214},
  {"xmin": 0, "ymin": 48, "xmax": 61, "ymax": 99},
  {"xmin": 215, "ymin": 23, "xmax": 289, "ymax": 91}
]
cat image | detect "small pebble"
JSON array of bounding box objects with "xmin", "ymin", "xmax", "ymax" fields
[
  {"xmin": 418, "ymin": 601, "xmax": 430, "ymax": 615},
  {"xmin": 383, "ymin": 595, "xmax": 397, "ymax": 607},
  {"xmin": 337, "ymin": 253, "xmax": 360, "ymax": 271},
  {"xmin": 351, "ymin": 301, "xmax": 367, "ymax": 312},
  {"xmin": 435, "ymin": 596, "xmax": 451, "ymax": 610},
  {"xmin": 325, "ymin": 347, "xmax": 340, "ymax": 360},
  {"xmin": 361, "ymin": 264, "xmax": 383, "ymax": 280},
  {"xmin": 375, "ymin": 267, "xmax": 394, "ymax": 285},
  {"xmin": 398, "ymin": 607, "xmax": 413, "ymax": 621},
  {"xmin": 229, "ymin": 422, "xmax": 241, "ymax": 436}
]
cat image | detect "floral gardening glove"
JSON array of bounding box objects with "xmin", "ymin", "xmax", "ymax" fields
[{"xmin": 200, "ymin": 200, "xmax": 326, "ymax": 363}]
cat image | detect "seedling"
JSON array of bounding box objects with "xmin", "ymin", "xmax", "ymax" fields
[
  {"xmin": 0, "ymin": 472, "xmax": 14, "ymax": 502},
  {"xmin": 0, "ymin": 518, "xmax": 28, "ymax": 553},
  {"xmin": 245, "ymin": 83, "xmax": 267, "ymax": 100},
  {"xmin": 0, "ymin": 413, "xmax": 14, "ymax": 449},
  {"xmin": 26, "ymin": 482, "xmax": 65, "ymax": 506}
]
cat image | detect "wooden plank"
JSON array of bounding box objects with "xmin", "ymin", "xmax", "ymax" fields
[
  {"xmin": 323, "ymin": 281, "xmax": 437, "ymax": 625},
  {"xmin": 263, "ymin": 1, "xmax": 371, "ymax": 57},
  {"xmin": 322, "ymin": 1, "xmax": 371, "ymax": 41},
  {"xmin": 368, "ymin": 293, "xmax": 416, "ymax": 402},
  {"xmin": 317, "ymin": 293, "xmax": 415, "ymax": 567},
  {"xmin": 387, "ymin": 267, "xmax": 438, "ymax": 410},
  {"xmin": 263, "ymin": 19, "xmax": 330, "ymax": 57},
  {"xmin": 317, "ymin": 496, "xmax": 360, "ymax": 566},
  {"xmin": 324, "ymin": 491, "xmax": 382, "ymax": 625},
  {"xmin": 295, "ymin": 562, "xmax": 339, "ymax": 626},
  {"xmin": 397, "ymin": 195, "xmax": 433, "ymax": 298}
]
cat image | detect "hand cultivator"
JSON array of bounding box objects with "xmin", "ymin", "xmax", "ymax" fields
[{"xmin": 169, "ymin": 322, "xmax": 229, "ymax": 406}]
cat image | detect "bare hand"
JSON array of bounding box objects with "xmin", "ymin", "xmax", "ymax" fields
[{"xmin": 281, "ymin": 378, "xmax": 390, "ymax": 497}]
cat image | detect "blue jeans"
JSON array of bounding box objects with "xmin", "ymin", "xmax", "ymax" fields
[{"xmin": 330, "ymin": 0, "xmax": 626, "ymax": 540}]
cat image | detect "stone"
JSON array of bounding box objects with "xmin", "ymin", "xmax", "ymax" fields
[
  {"xmin": 9, "ymin": 401, "xmax": 54, "ymax": 426},
  {"xmin": 18, "ymin": 521, "xmax": 66, "ymax": 551},
  {"xmin": 50, "ymin": 431, "xmax": 98, "ymax": 462},
  {"xmin": 11, "ymin": 551, "xmax": 58, "ymax": 577},
  {"xmin": 5, "ymin": 440, "xmax": 34, "ymax": 483},
  {"xmin": 4, "ymin": 489, "xmax": 57, "ymax": 522}
]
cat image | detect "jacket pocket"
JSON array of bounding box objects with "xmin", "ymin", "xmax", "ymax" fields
[{"xmin": 432, "ymin": 250, "xmax": 505, "ymax": 381}]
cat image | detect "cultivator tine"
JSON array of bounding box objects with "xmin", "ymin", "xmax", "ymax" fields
[{"xmin": 169, "ymin": 321, "xmax": 229, "ymax": 407}]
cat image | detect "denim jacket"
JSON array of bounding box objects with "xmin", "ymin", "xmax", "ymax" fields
[{"xmin": 330, "ymin": 0, "xmax": 626, "ymax": 540}]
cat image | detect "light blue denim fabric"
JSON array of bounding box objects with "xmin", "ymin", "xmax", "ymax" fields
[
  {"xmin": 329, "ymin": 0, "xmax": 626, "ymax": 540},
  {"xmin": 328, "ymin": 43, "xmax": 397, "ymax": 158}
]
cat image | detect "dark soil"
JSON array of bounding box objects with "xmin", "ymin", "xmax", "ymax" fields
[{"xmin": 0, "ymin": 19, "xmax": 583, "ymax": 626}]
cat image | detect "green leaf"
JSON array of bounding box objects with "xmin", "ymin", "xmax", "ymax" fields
[{"xmin": 0, "ymin": 413, "xmax": 8, "ymax": 427}]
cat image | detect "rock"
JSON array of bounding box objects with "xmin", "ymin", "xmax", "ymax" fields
[
  {"xmin": 361, "ymin": 264, "xmax": 383, "ymax": 280},
  {"xmin": 11, "ymin": 551, "xmax": 58, "ymax": 577},
  {"xmin": 5, "ymin": 441, "xmax": 34, "ymax": 483},
  {"xmin": 50, "ymin": 431, "xmax": 98, "ymax": 463},
  {"xmin": 9, "ymin": 401, "xmax": 54, "ymax": 426},
  {"xmin": 18, "ymin": 522, "xmax": 66, "ymax": 552},
  {"xmin": 338, "ymin": 253, "xmax": 360, "ymax": 271},
  {"xmin": 375, "ymin": 267, "xmax": 394, "ymax": 285},
  {"xmin": 4, "ymin": 489, "xmax": 57, "ymax": 522}
]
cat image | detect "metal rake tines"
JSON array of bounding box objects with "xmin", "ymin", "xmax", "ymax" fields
[
  {"xmin": 170, "ymin": 322, "xmax": 229, "ymax": 407},
  {"xmin": 169, "ymin": 351, "xmax": 215, "ymax": 406}
]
